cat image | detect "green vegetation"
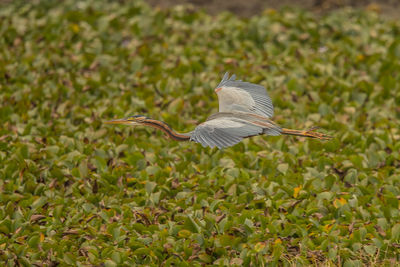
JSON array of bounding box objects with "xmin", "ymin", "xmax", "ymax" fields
[{"xmin": 1, "ymin": 0, "xmax": 400, "ymax": 265}]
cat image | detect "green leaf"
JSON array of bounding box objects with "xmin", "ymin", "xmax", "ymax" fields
[
  {"xmin": 104, "ymin": 260, "xmax": 117, "ymax": 267},
  {"xmin": 133, "ymin": 247, "xmax": 151, "ymax": 256},
  {"xmin": 28, "ymin": 235, "xmax": 40, "ymax": 248},
  {"xmin": 277, "ymin": 163, "xmax": 289, "ymax": 174},
  {"xmin": 183, "ymin": 215, "xmax": 200, "ymax": 233},
  {"xmin": 31, "ymin": 197, "xmax": 48, "ymax": 211},
  {"xmin": 364, "ymin": 245, "xmax": 376, "ymax": 255},
  {"xmin": 145, "ymin": 181, "xmax": 157, "ymax": 194},
  {"xmin": 391, "ymin": 224, "xmax": 400, "ymax": 241}
]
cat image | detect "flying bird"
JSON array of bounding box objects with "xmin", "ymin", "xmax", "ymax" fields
[{"xmin": 105, "ymin": 73, "xmax": 331, "ymax": 149}]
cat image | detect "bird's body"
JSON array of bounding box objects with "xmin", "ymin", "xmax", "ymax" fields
[{"xmin": 105, "ymin": 73, "xmax": 331, "ymax": 148}]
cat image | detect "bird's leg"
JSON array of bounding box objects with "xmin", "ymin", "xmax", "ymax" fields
[{"xmin": 281, "ymin": 127, "xmax": 332, "ymax": 140}]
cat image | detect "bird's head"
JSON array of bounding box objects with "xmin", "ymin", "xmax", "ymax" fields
[{"xmin": 104, "ymin": 115, "xmax": 148, "ymax": 126}]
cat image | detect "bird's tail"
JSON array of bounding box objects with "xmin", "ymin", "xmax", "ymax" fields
[{"xmin": 281, "ymin": 127, "xmax": 332, "ymax": 140}]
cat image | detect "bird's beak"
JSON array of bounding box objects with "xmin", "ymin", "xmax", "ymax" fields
[{"xmin": 104, "ymin": 118, "xmax": 138, "ymax": 125}]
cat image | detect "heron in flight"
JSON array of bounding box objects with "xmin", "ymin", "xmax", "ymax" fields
[{"xmin": 105, "ymin": 73, "xmax": 331, "ymax": 149}]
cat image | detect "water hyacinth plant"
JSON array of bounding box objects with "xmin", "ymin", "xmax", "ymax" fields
[{"xmin": 0, "ymin": 0, "xmax": 400, "ymax": 265}]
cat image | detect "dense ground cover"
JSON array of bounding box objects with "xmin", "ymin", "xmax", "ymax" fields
[{"xmin": 1, "ymin": 0, "xmax": 400, "ymax": 265}]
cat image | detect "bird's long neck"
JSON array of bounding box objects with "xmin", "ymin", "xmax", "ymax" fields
[{"xmin": 141, "ymin": 118, "xmax": 190, "ymax": 141}]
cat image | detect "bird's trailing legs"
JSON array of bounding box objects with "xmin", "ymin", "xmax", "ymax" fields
[{"xmin": 281, "ymin": 126, "xmax": 332, "ymax": 140}]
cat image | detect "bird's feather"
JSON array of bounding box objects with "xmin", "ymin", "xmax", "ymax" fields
[
  {"xmin": 190, "ymin": 117, "xmax": 263, "ymax": 149},
  {"xmin": 215, "ymin": 72, "xmax": 274, "ymax": 118}
]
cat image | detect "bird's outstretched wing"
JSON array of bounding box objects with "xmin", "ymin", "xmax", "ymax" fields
[
  {"xmin": 215, "ymin": 72, "xmax": 274, "ymax": 118},
  {"xmin": 190, "ymin": 117, "xmax": 263, "ymax": 149}
]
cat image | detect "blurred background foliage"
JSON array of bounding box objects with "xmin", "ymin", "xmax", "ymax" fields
[
  {"xmin": 0, "ymin": 0, "xmax": 400, "ymax": 265},
  {"xmin": 148, "ymin": 0, "xmax": 400, "ymax": 18}
]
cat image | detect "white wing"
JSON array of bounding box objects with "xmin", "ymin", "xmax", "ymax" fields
[
  {"xmin": 215, "ymin": 72, "xmax": 274, "ymax": 118},
  {"xmin": 190, "ymin": 117, "xmax": 263, "ymax": 149}
]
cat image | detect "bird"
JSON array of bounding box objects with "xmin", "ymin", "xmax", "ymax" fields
[{"xmin": 105, "ymin": 72, "xmax": 331, "ymax": 149}]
